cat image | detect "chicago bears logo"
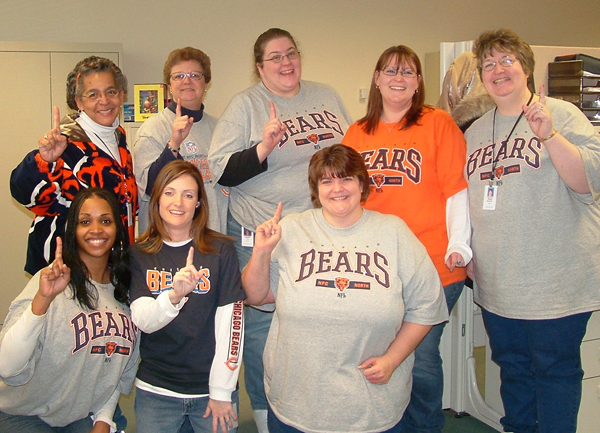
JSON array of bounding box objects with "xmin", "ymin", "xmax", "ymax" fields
[
  {"xmin": 372, "ymin": 173, "xmax": 385, "ymax": 192},
  {"xmin": 495, "ymin": 165, "xmax": 504, "ymax": 180},
  {"xmin": 307, "ymin": 134, "xmax": 319, "ymax": 144},
  {"xmin": 335, "ymin": 277, "xmax": 349, "ymax": 292},
  {"xmin": 226, "ymin": 357, "xmax": 239, "ymax": 371},
  {"xmin": 105, "ymin": 341, "xmax": 117, "ymax": 356}
]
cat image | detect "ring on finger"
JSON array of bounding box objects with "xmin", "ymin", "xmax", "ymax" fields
[
  {"xmin": 48, "ymin": 263, "xmax": 53, "ymax": 270},
  {"xmin": 44, "ymin": 134, "xmax": 48, "ymax": 139}
]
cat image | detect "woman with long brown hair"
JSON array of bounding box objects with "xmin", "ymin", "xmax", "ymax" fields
[
  {"xmin": 130, "ymin": 160, "xmax": 245, "ymax": 433},
  {"xmin": 0, "ymin": 188, "xmax": 138, "ymax": 432},
  {"xmin": 343, "ymin": 45, "xmax": 470, "ymax": 433}
]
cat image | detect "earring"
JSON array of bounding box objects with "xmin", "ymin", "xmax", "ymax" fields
[
  {"xmin": 195, "ymin": 202, "xmax": 200, "ymax": 208},
  {"xmin": 415, "ymin": 89, "xmax": 419, "ymax": 93},
  {"xmin": 376, "ymin": 85, "xmax": 380, "ymax": 90}
]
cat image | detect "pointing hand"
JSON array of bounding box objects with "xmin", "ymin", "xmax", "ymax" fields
[{"xmin": 38, "ymin": 106, "xmax": 68, "ymax": 163}]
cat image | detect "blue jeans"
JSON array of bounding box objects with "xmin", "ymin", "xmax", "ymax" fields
[
  {"xmin": 482, "ymin": 308, "xmax": 591, "ymax": 433},
  {"xmin": 227, "ymin": 211, "xmax": 273, "ymax": 411},
  {"xmin": 267, "ymin": 405, "xmax": 401, "ymax": 433},
  {"xmin": 113, "ymin": 404, "xmax": 127, "ymax": 431},
  {"xmin": 399, "ymin": 280, "xmax": 465, "ymax": 433},
  {"xmin": 243, "ymin": 306, "xmax": 273, "ymax": 411},
  {"xmin": 134, "ymin": 388, "xmax": 239, "ymax": 433},
  {"xmin": 0, "ymin": 411, "xmax": 93, "ymax": 433}
]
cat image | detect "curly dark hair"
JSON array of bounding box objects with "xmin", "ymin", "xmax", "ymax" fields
[
  {"xmin": 62, "ymin": 188, "xmax": 130, "ymax": 309},
  {"xmin": 66, "ymin": 56, "xmax": 128, "ymax": 110}
]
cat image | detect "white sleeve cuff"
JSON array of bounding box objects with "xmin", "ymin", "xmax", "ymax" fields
[
  {"xmin": 445, "ymin": 189, "xmax": 472, "ymax": 264},
  {"xmin": 209, "ymin": 386, "xmax": 233, "ymax": 402},
  {"xmin": 92, "ymin": 417, "xmax": 117, "ymax": 433},
  {"xmin": 92, "ymin": 388, "xmax": 120, "ymax": 432}
]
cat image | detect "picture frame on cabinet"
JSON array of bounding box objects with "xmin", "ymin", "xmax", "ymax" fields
[{"xmin": 134, "ymin": 84, "xmax": 167, "ymax": 122}]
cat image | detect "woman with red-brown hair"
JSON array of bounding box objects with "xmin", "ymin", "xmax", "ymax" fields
[{"xmin": 343, "ymin": 45, "xmax": 471, "ymax": 433}]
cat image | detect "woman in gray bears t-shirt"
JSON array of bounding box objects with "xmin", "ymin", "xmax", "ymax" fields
[
  {"xmin": 242, "ymin": 145, "xmax": 447, "ymax": 433},
  {"xmin": 0, "ymin": 188, "xmax": 138, "ymax": 432},
  {"xmin": 208, "ymin": 27, "xmax": 352, "ymax": 432}
]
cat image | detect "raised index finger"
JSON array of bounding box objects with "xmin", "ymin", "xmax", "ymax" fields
[
  {"xmin": 55, "ymin": 237, "xmax": 63, "ymax": 260},
  {"xmin": 53, "ymin": 106, "xmax": 61, "ymax": 132},
  {"xmin": 176, "ymin": 98, "xmax": 182, "ymax": 118},
  {"xmin": 539, "ymin": 84, "xmax": 546, "ymax": 104},
  {"xmin": 186, "ymin": 246, "xmax": 195, "ymax": 267},
  {"xmin": 273, "ymin": 202, "xmax": 283, "ymax": 224},
  {"xmin": 269, "ymin": 100, "xmax": 277, "ymax": 120}
]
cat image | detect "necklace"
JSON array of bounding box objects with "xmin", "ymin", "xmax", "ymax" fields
[
  {"xmin": 382, "ymin": 121, "xmax": 397, "ymax": 133},
  {"xmin": 489, "ymin": 92, "xmax": 533, "ymax": 186}
]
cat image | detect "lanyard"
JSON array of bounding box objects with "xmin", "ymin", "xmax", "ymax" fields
[
  {"xmin": 91, "ymin": 131, "xmax": 121, "ymax": 164},
  {"xmin": 490, "ymin": 92, "xmax": 533, "ymax": 185},
  {"xmin": 91, "ymin": 131, "xmax": 133, "ymax": 227}
]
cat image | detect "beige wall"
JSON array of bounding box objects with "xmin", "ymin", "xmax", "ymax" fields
[
  {"xmin": 0, "ymin": 0, "xmax": 598, "ymax": 309},
  {"xmin": 1, "ymin": 0, "xmax": 598, "ymax": 119}
]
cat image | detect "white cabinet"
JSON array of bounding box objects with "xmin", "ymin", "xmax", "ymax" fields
[{"xmin": 0, "ymin": 42, "xmax": 122, "ymax": 323}]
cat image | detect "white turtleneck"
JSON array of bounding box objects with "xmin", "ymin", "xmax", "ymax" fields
[{"xmin": 75, "ymin": 111, "xmax": 122, "ymax": 165}]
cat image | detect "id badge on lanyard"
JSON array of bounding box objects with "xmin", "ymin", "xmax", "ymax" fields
[{"xmin": 483, "ymin": 185, "xmax": 497, "ymax": 210}]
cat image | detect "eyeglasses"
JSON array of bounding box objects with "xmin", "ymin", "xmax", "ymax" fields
[
  {"xmin": 80, "ymin": 89, "xmax": 121, "ymax": 101},
  {"xmin": 481, "ymin": 56, "xmax": 519, "ymax": 72},
  {"xmin": 170, "ymin": 71, "xmax": 204, "ymax": 81},
  {"xmin": 263, "ymin": 50, "xmax": 300, "ymax": 63},
  {"xmin": 381, "ymin": 67, "xmax": 418, "ymax": 78}
]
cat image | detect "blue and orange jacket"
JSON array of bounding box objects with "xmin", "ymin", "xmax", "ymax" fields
[{"xmin": 10, "ymin": 113, "xmax": 138, "ymax": 274}]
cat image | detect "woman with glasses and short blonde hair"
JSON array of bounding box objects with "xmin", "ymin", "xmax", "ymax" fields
[
  {"xmin": 465, "ymin": 28, "xmax": 600, "ymax": 433},
  {"xmin": 208, "ymin": 27, "xmax": 351, "ymax": 432},
  {"xmin": 343, "ymin": 45, "xmax": 471, "ymax": 433},
  {"xmin": 134, "ymin": 46, "xmax": 228, "ymax": 236},
  {"xmin": 11, "ymin": 55, "xmax": 137, "ymax": 278}
]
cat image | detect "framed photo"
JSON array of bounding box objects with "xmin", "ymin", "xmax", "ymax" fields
[
  {"xmin": 123, "ymin": 104, "xmax": 134, "ymax": 122},
  {"xmin": 134, "ymin": 84, "xmax": 167, "ymax": 122}
]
